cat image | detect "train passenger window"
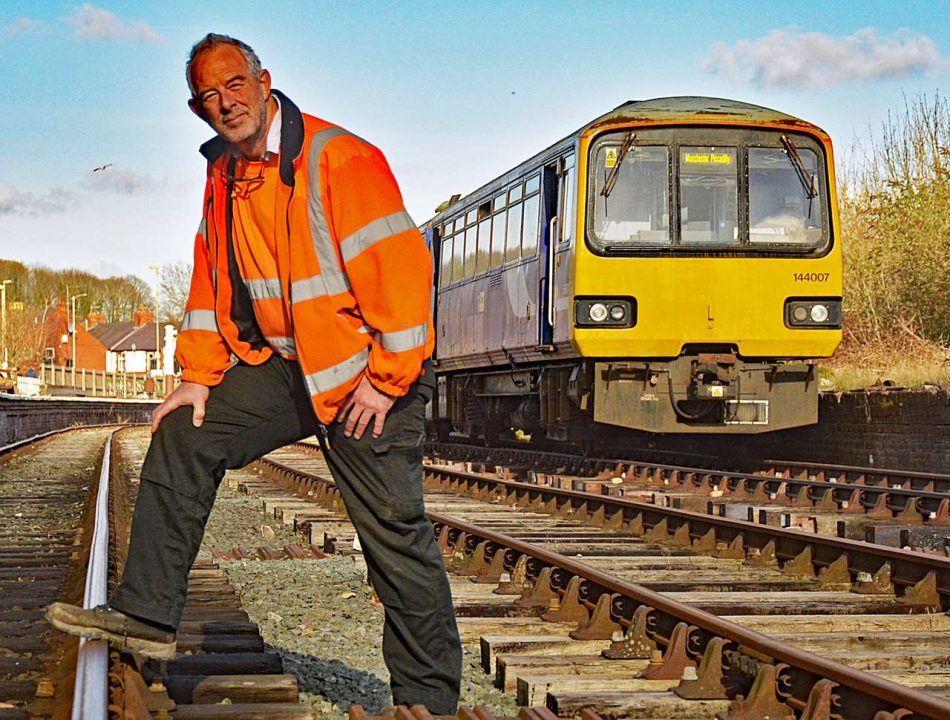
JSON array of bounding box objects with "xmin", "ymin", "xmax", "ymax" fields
[
  {"xmin": 525, "ymin": 174, "xmax": 540, "ymax": 195},
  {"xmin": 492, "ymin": 194, "xmax": 506, "ymax": 213},
  {"xmin": 509, "ymin": 183, "xmax": 523, "ymax": 203},
  {"xmin": 521, "ymin": 193, "xmax": 540, "ymax": 258},
  {"xmin": 464, "ymin": 225, "xmax": 477, "ymax": 277},
  {"xmin": 679, "ymin": 147, "xmax": 738, "ymax": 245},
  {"xmin": 440, "ymin": 237, "xmax": 453, "ymax": 287},
  {"xmin": 477, "ymin": 217, "xmax": 492, "ymax": 271},
  {"xmin": 749, "ymin": 147, "xmax": 823, "ymax": 247},
  {"xmin": 506, "ymin": 202, "xmax": 523, "ymax": 262},
  {"xmin": 490, "ymin": 210, "xmax": 507, "ymax": 267},
  {"xmin": 466, "ymin": 209, "xmax": 477, "ymax": 227},
  {"xmin": 559, "ymin": 155, "xmax": 576, "ymax": 245},
  {"xmin": 591, "ymin": 143, "xmax": 670, "ymax": 246},
  {"xmin": 452, "ymin": 231, "xmax": 464, "ymax": 281}
]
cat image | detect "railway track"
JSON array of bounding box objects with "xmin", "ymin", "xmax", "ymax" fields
[
  {"xmin": 427, "ymin": 442, "xmax": 950, "ymax": 545},
  {"xmin": 2, "ymin": 428, "xmax": 585, "ymax": 720},
  {"xmin": 250, "ymin": 442, "xmax": 950, "ymax": 719}
]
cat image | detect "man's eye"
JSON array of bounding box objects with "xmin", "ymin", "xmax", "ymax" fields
[{"xmin": 201, "ymin": 92, "xmax": 219, "ymax": 105}]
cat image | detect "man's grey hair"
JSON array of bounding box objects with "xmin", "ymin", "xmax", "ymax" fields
[{"xmin": 186, "ymin": 33, "xmax": 262, "ymax": 98}]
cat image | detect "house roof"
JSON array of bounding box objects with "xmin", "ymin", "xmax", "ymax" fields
[
  {"xmin": 111, "ymin": 324, "xmax": 158, "ymax": 352},
  {"xmin": 88, "ymin": 322, "xmax": 158, "ymax": 352}
]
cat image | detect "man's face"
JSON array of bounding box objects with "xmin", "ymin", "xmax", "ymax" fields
[{"xmin": 188, "ymin": 44, "xmax": 271, "ymax": 149}]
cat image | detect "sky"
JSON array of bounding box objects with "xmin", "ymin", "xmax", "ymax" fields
[{"xmin": 1, "ymin": 1, "xmax": 947, "ymax": 284}]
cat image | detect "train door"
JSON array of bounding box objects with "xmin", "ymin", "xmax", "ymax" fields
[
  {"xmin": 538, "ymin": 163, "xmax": 559, "ymax": 347},
  {"xmin": 539, "ymin": 155, "xmax": 576, "ymax": 347}
]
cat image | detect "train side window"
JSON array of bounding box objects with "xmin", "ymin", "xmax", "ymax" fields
[
  {"xmin": 452, "ymin": 231, "xmax": 464, "ymax": 281},
  {"xmin": 440, "ymin": 236, "xmax": 453, "ymax": 287},
  {"xmin": 465, "ymin": 209, "xmax": 477, "ymax": 227},
  {"xmin": 521, "ymin": 192, "xmax": 540, "ymax": 258},
  {"xmin": 464, "ymin": 225, "xmax": 477, "ymax": 277},
  {"xmin": 492, "ymin": 194, "xmax": 506, "ymax": 213},
  {"xmin": 679, "ymin": 146, "xmax": 738, "ymax": 245},
  {"xmin": 509, "ymin": 183, "xmax": 523, "ymax": 203},
  {"xmin": 559, "ymin": 155, "xmax": 576, "ymax": 245},
  {"xmin": 506, "ymin": 202, "xmax": 523, "ymax": 262},
  {"xmin": 490, "ymin": 209, "xmax": 507, "ymax": 268},
  {"xmin": 477, "ymin": 216, "xmax": 492, "ymax": 272},
  {"xmin": 525, "ymin": 174, "xmax": 540, "ymax": 195}
]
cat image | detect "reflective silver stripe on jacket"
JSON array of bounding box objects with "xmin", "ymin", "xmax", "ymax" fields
[
  {"xmin": 340, "ymin": 211, "xmax": 417, "ymax": 264},
  {"xmin": 245, "ymin": 277, "xmax": 283, "ymax": 301},
  {"xmin": 307, "ymin": 127, "xmax": 352, "ymax": 297},
  {"xmin": 304, "ymin": 347, "xmax": 369, "ymax": 396},
  {"xmin": 380, "ymin": 322, "xmax": 428, "ymax": 353},
  {"xmin": 197, "ymin": 217, "xmax": 207, "ymax": 241},
  {"xmin": 267, "ymin": 336, "xmax": 297, "ymax": 356},
  {"xmin": 211, "ymin": 268, "xmax": 217, "ymax": 290},
  {"xmin": 290, "ymin": 274, "xmax": 326, "ymax": 304},
  {"xmin": 181, "ymin": 309, "xmax": 219, "ymax": 332}
]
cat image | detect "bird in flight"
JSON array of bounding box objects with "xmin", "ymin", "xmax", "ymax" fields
[{"xmin": 93, "ymin": 163, "xmax": 113, "ymax": 172}]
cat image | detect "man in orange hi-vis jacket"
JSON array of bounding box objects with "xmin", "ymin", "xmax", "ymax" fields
[{"xmin": 47, "ymin": 33, "xmax": 462, "ymax": 713}]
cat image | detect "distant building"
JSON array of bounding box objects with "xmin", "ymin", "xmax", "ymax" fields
[{"xmin": 87, "ymin": 308, "xmax": 160, "ymax": 374}]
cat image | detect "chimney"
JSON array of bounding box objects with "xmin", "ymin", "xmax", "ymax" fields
[
  {"xmin": 134, "ymin": 306, "xmax": 154, "ymax": 328},
  {"xmin": 86, "ymin": 311, "xmax": 106, "ymax": 329}
]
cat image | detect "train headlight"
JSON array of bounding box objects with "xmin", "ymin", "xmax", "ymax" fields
[
  {"xmin": 785, "ymin": 299, "xmax": 842, "ymax": 328},
  {"xmin": 589, "ymin": 303, "xmax": 608, "ymax": 322},
  {"xmin": 575, "ymin": 297, "xmax": 636, "ymax": 328}
]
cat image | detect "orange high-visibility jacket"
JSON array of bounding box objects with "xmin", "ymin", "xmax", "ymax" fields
[{"xmin": 176, "ymin": 91, "xmax": 434, "ymax": 423}]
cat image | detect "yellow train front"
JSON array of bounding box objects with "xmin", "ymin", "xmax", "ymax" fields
[{"xmin": 428, "ymin": 97, "xmax": 842, "ymax": 441}]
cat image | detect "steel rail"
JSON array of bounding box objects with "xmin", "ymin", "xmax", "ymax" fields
[
  {"xmin": 70, "ymin": 430, "xmax": 116, "ymax": 719},
  {"xmin": 0, "ymin": 423, "xmax": 132, "ymax": 456},
  {"xmin": 428, "ymin": 510, "xmax": 950, "ymax": 720},
  {"xmin": 762, "ymin": 458, "xmax": 950, "ymax": 494},
  {"xmin": 421, "ymin": 462, "xmax": 950, "ymax": 604}
]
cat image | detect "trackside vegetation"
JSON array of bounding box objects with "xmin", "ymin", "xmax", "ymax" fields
[{"xmin": 827, "ymin": 92, "xmax": 949, "ymax": 390}]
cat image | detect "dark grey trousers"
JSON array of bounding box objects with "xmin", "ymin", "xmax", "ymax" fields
[{"xmin": 110, "ymin": 355, "xmax": 462, "ymax": 713}]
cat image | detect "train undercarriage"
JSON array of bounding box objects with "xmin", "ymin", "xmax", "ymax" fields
[{"xmin": 435, "ymin": 355, "xmax": 819, "ymax": 443}]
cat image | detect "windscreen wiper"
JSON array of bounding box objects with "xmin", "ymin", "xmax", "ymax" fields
[
  {"xmin": 601, "ymin": 131, "xmax": 637, "ymax": 198},
  {"xmin": 780, "ymin": 135, "xmax": 818, "ymax": 218}
]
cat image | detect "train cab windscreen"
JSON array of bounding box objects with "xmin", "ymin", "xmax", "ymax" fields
[{"xmin": 588, "ymin": 129, "xmax": 829, "ymax": 254}]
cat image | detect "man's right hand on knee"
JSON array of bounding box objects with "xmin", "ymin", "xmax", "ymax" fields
[{"xmin": 151, "ymin": 381, "xmax": 210, "ymax": 433}]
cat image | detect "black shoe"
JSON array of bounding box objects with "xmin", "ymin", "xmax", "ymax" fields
[{"xmin": 46, "ymin": 602, "xmax": 177, "ymax": 659}]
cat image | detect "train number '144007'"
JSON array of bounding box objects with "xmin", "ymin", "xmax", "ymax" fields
[{"xmin": 793, "ymin": 273, "xmax": 830, "ymax": 282}]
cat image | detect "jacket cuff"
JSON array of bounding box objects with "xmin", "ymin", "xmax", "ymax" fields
[
  {"xmin": 365, "ymin": 372, "xmax": 410, "ymax": 399},
  {"xmin": 180, "ymin": 368, "xmax": 225, "ymax": 387}
]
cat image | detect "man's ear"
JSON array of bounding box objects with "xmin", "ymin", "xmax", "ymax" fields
[
  {"xmin": 188, "ymin": 98, "xmax": 207, "ymax": 120},
  {"xmin": 260, "ymin": 69, "xmax": 272, "ymax": 96}
]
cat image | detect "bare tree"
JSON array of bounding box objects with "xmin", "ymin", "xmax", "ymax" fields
[{"xmin": 160, "ymin": 261, "xmax": 193, "ymax": 326}]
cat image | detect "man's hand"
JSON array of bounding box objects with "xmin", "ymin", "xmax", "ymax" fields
[
  {"xmin": 336, "ymin": 375, "xmax": 395, "ymax": 440},
  {"xmin": 151, "ymin": 381, "xmax": 211, "ymax": 434}
]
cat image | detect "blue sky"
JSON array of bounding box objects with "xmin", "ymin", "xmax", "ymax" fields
[{"xmin": 1, "ymin": 1, "xmax": 947, "ymax": 282}]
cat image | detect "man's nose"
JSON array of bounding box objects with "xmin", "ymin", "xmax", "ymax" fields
[{"xmin": 218, "ymin": 90, "xmax": 238, "ymax": 111}]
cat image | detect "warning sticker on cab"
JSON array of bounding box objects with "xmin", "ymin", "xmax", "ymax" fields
[{"xmin": 605, "ymin": 148, "xmax": 618, "ymax": 168}]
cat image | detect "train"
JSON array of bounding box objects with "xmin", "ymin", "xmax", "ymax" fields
[{"xmin": 422, "ymin": 97, "xmax": 842, "ymax": 444}]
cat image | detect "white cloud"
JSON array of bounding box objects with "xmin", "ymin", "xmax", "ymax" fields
[
  {"xmin": 1, "ymin": 17, "xmax": 44, "ymax": 37},
  {"xmin": 86, "ymin": 167, "xmax": 159, "ymax": 196},
  {"xmin": 65, "ymin": 4, "xmax": 162, "ymax": 44},
  {"xmin": 705, "ymin": 28, "xmax": 947, "ymax": 89},
  {"xmin": 0, "ymin": 184, "xmax": 75, "ymax": 216}
]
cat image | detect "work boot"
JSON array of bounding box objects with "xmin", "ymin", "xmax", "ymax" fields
[{"xmin": 45, "ymin": 602, "xmax": 177, "ymax": 660}]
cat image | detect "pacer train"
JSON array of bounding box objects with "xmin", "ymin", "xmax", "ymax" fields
[{"xmin": 423, "ymin": 97, "xmax": 842, "ymax": 442}]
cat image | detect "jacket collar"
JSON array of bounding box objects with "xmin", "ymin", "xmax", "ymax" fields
[{"xmin": 198, "ymin": 89, "xmax": 304, "ymax": 188}]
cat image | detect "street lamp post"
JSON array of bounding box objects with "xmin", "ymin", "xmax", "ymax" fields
[
  {"xmin": 148, "ymin": 265, "xmax": 161, "ymax": 375},
  {"xmin": 70, "ymin": 292, "xmax": 87, "ymax": 387},
  {"xmin": 0, "ymin": 280, "xmax": 11, "ymax": 370}
]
